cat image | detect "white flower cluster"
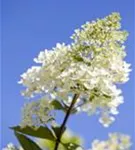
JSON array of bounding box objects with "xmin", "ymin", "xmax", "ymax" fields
[
  {"xmin": 89, "ymin": 133, "xmax": 131, "ymax": 150},
  {"xmin": 2, "ymin": 143, "xmax": 23, "ymax": 150},
  {"xmin": 21, "ymin": 97, "xmax": 54, "ymax": 127},
  {"xmin": 19, "ymin": 13, "xmax": 131, "ymax": 127}
]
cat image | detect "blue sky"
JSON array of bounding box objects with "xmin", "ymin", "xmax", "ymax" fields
[{"xmin": 1, "ymin": 0, "xmax": 134, "ymax": 149}]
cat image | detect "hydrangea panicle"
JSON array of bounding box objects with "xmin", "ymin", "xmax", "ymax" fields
[{"xmin": 19, "ymin": 12, "xmax": 131, "ymax": 127}]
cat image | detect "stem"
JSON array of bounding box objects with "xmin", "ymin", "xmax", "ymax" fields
[{"xmin": 54, "ymin": 94, "xmax": 79, "ymax": 150}]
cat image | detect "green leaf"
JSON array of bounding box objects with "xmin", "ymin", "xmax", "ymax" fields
[
  {"xmin": 52, "ymin": 126, "xmax": 66, "ymax": 139},
  {"xmin": 62, "ymin": 142, "xmax": 81, "ymax": 150},
  {"xmin": 51, "ymin": 100, "xmax": 77, "ymax": 114},
  {"xmin": 11, "ymin": 126, "xmax": 56, "ymax": 141},
  {"xmin": 15, "ymin": 131, "xmax": 42, "ymax": 150},
  {"xmin": 51, "ymin": 100, "xmax": 65, "ymax": 111}
]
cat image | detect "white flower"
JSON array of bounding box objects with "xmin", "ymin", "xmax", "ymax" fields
[
  {"xmin": 99, "ymin": 114, "xmax": 115, "ymax": 128},
  {"xmin": 2, "ymin": 143, "xmax": 22, "ymax": 150},
  {"xmin": 19, "ymin": 12, "xmax": 131, "ymax": 127},
  {"xmin": 90, "ymin": 133, "xmax": 132, "ymax": 150},
  {"xmin": 21, "ymin": 96, "xmax": 54, "ymax": 127}
]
